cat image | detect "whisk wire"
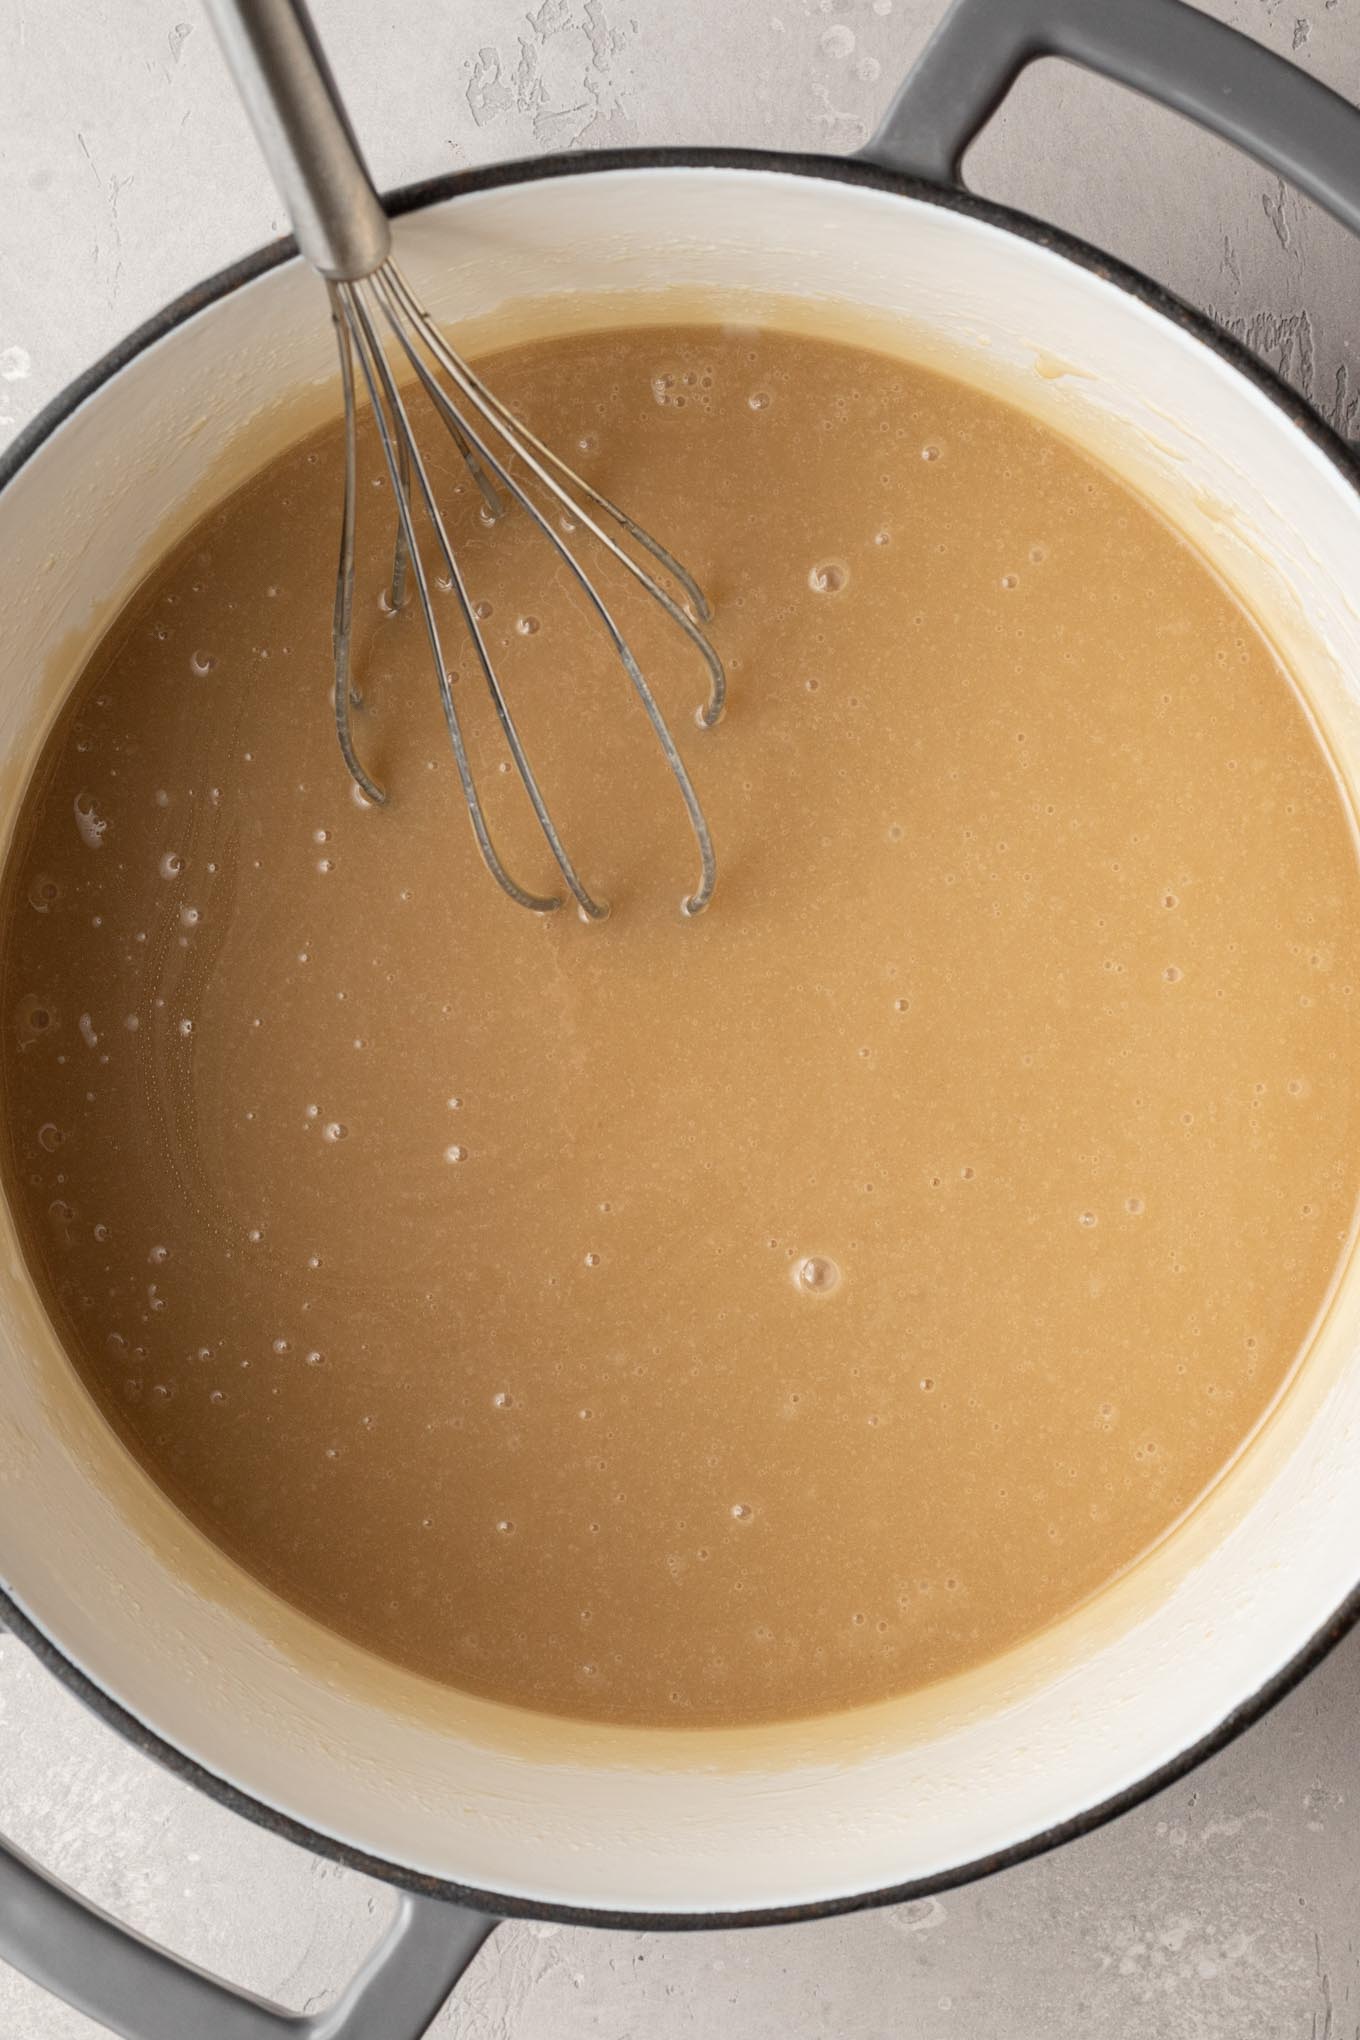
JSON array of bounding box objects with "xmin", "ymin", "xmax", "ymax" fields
[
  {"xmin": 385, "ymin": 422, "xmax": 411, "ymax": 620},
  {"xmin": 368, "ymin": 269, "xmax": 715, "ymax": 915},
  {"xmin": 328, "ymin": 291, "xmax": 386, "ymax": 808},
  {"xmin": 350, "ymin": 279, "xmax": 609, "ymax": 921},
  {"xmin": 328, "ymin": 259, "xmax": 724, "ymax": 918},
  {"xmin": 382, "ymin": 264, "xmax": 726, "ymax": 731},
  {"xmin": 336, "ymin": 281, "xmax": 563, "ymax": 916}
]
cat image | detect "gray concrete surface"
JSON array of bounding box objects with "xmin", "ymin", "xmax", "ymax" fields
[{"xmin": 3, "ymin": 0, "xmax": 1360, "ymax": 2032}]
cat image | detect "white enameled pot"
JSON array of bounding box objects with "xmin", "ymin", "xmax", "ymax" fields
[{"xmin": 3, "ymin": 1, "xmax": 1360, "ymax": 2034}]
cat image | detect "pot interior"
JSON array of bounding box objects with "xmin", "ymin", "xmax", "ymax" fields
[{"xmin": 3, "ymin": 163, "xmax": 1360, "ymax": 1916}]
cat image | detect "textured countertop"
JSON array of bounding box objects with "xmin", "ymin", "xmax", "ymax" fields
[{"xmin": 3, "ymin": 2, "xmax": 1360, "ymax": 2033}]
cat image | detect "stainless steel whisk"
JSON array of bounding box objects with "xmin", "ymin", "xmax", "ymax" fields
[{"xmin": 204, "ymin": 0, "xmax": 724, "ymax": 919}]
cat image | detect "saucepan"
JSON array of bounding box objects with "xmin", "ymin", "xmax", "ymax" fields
[{"xmin": 3, "ymin": 0, "xmax": 1360, "ymax": 2033}]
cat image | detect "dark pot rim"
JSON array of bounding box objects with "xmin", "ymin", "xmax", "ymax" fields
[{"xmin": 3, "ymin": 142, "xmax": 1359, "ymax": 1934}]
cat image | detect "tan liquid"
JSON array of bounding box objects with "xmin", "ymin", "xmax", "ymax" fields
[{"xmin": 4, "ymin": 323, "xmax": 1359, "ymax": 1729}]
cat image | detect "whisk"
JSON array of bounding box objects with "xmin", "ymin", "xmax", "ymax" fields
[{"xmin": 204, "ymin": 0, "xmax": 724, "ymax": 919}]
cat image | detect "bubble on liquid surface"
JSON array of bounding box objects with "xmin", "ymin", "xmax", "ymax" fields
[
  {"xmin": 73, "ymin": 794, "xmax": 108, "ymax": 851},
  {"xmin": 515, "ymin": 615, "xmax": 540, "ymax": 637},
  {"xmin": 747, "ymin": 391, "xmax": 772, "ymax": 412},
  {"xmin": 730, "ymin": 1502, "xmax": 753, "ymax": 1521},
  {"xmin": 323, "ymin": 1121, "xmax": 348, "ymax": 1143},
  {"xmin": 444, "ymin": 1144, "xmax": 466, "ymax": 1164},
  {"xmin": 809, "ymin": 560, "xmax": 849, "ymax": 596},
  {"xmin": 159, "ymin": 851, "xmax": 183, "ymax": 880},
  {"xmin": 27, "ymin": 875, "xmax": 60, "ymax": 913},
  {"xmin": 796, "ymin": 1254, "xmax": 841, "ymax": 1295},
  {"xmin": 190, "ymin": 652, "xmax": 216, "ymax": 677}
]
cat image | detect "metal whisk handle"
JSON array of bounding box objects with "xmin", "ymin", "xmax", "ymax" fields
[{"xmin": 202, "ymin": 0, "xmax": 391, "ymax": 280}]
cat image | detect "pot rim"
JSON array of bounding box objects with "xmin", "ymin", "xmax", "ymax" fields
[{"xmin": 3, "ymin": 142, "xmax": 1359, "ymax": 1933}]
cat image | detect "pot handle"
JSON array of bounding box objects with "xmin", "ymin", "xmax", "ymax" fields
[
  {"xmin": 0, "ymin": 1829, "xmax": 497, "ymax": 2040},
  {"xmin": 862, "ymin": 0, "xmax": 1360, "ymax": 237}
]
